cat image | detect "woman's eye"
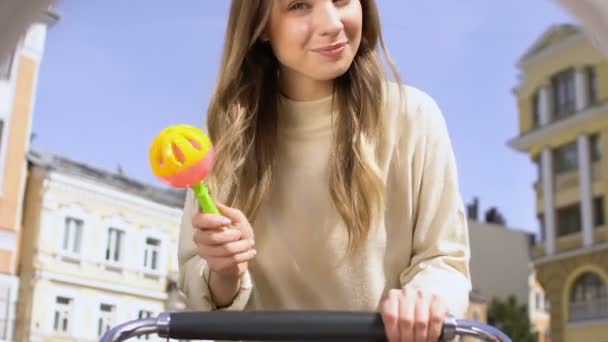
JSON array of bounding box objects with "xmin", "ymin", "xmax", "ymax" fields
[{"xmin": 288, "ymin": 2, "xmax": 308, "ymax": 11}]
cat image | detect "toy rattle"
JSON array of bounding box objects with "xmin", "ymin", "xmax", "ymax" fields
[{"xmin": 149, "ymin": 124, "xmax": 219, "ymax": 214}]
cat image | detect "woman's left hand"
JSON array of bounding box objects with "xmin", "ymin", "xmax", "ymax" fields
[{"xmin": 380, "ymin": 286, "xmax": 449, "ymax": 342}]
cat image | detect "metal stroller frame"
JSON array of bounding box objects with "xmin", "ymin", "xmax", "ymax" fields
[{"xmin": 100, "ymin": 310, "xmax": 511, "ymax": 341}]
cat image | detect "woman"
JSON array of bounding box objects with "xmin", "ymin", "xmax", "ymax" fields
[
  {"xmin": 554, "ymin": 0, "xmax": 608, "ymax": 55},
  {"xmin": 178, "ymin": 1, "xmax": 471, "ymax": 341}
]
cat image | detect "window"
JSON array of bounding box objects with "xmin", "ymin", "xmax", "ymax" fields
[
  {"xmin": 0, "ymin": 50, "xmax": 14, "ymax": 79},
  {"xmin": 569, "ymin": 272, "xmax": 608, "ymax": 321},
  {"xmin": 0, "ymin": 119, "xmax": 4, "ymax": 160},
  {"xmin": 105, "ymin": 228, "xmax": 124, "ymax": 263},
  {"xmin": 556, "ymin": 203, "xmax": 581, "ymax": 237},
  {"xmin": 531, "ymin": 91, "xmax": 541, "ymax": 128},
  {"xmin": 590, "ymin": 134, "xmax": 602, "ymax": 162},
  {"xmin": 61, "ymin": 217, "xmax": 83, "ymax": 255},
  {"xmin": 553, "ymin": 142, "xmax": 578, "ymax": 174},
  {"xmin": 97, "ymin": 303, "xmax": 115, "ymax": 337},
  {"xmin": 143, "ymin": 237, "xmax": 161, "ymax": 272},
  {"xmin": 595, "ymin": 197, "xmax": 605, "ymax": 228},
  {"xmin": 551, "ymin": 69, "xmax": 576, "ymax": 118},
  {"xmin": 586, "ymin": 66, "xmax": 598, "ymax": 105},
  {"xmin": 138, "ymin": 310, "xmax": 153, "ymax": 319},
  {"xmin": 0, "ymin": 285, "xmax": 9, "ymax": 340},
  {"xmin": 137, "ymin": 310, "xmax": 154, "ymax": 340},
  {"xmin": 53, "ymin": 296, "xmax": 73, "ymax": 334},
  {"xmin": 534, "ymin": 291, "xmax": 545, "ymax": 312}
]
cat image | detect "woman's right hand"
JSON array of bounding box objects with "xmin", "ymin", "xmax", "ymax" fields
[{"xmin": 191, "ymin": 202, "xmax": 256, "ymax": 278}]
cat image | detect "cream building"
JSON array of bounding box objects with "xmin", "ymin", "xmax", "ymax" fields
[
  {"xmin": 466, "ymin": 200, "xmax": 550, "ymax": 340},
  {"xmin": 0, "ymin": 7, "xmax": 58, "ymax": 341},
  {"xmin": 16, "ymin": 150, "xmax": 186, "ymax": 342}
]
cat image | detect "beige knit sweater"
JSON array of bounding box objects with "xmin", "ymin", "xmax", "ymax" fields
[{"xmin": 178, "ymin": 82, "xmax": 472, "ymax": 319}]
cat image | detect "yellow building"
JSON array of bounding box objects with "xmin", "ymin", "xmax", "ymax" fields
[
  {"xmin": 509, "ymin": 24, "xmax": 608, "ymax": 342},
  {"xmin": 16, "ymin": 150, "xmax": 186, "ymax": 341},
  {"xmin": 0, "ymin": 8, "xmax": 58, "ymax": 341}
]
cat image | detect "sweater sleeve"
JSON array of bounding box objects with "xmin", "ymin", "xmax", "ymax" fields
[
  {"xmin": 398, "ymin": 92, "xmax": 472, "ymax": 318},
  {"xmin": 553, "ymin": 0, "xmax": 608, "ymax": 55},
  {"xmin": 177, "ymin": 189, "xmax": 253, "ymax": 311}
]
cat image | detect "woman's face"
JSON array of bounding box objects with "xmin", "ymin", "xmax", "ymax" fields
[{"xmin": 266, "ymin": 0, "xmax": 362, "ymax": 98}]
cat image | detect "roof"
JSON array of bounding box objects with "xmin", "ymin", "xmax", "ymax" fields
[
  {"xmin": 518, "ymin": 23, "xmax": 581, "ymax": 65},
  {"xmin": 27, "ymin": 149, "xmax": 187, "ymax": 209},
  {"xmin": 469, "ymin": 289, "xmax": 487, "ymax": 303}
]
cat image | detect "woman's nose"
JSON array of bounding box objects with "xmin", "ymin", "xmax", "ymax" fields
[{"xmin": 315, "ymin": 2, "xmax": 344, "ymax": 37}]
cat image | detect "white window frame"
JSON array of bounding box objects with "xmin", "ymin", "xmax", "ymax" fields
[
  {"xmin": 105, "ymin": 227, "xmax": 125, "ymax": 265},
  {"xmin": 143, "ymin": 237, "xmax": 161, "ymax": 273},
  {"xmin": 45, "ymin": 286, "xmax": 88, "ymax": 338},
  {"xmin": 97, "ymin": 302, "xmax": 116, "ymax": 337},
  {"xmin": 93, "ymin": 293, "xmax": 123, "ymax": 339},
  {"xmin": 136, "ymin": 309, "xmax": 154, "ymax": 340},
  {"xmin": 140, "ymin": 228, "xmax": 166, "ymax": 277},
  {"xmin": 56, "ymin": 204, "xmax": 89, "ymax": 262},
  {"xmin": 0, "ymin": 48, "xmax": 16, "ymax": 80},
  {"xmin": 131, "ymin": 301, "xmax": 162, "ymax": 340},
  {"xmin": 61, "ymin": 217, "xmax": 83, "ymax": 254},
  {"xmin": 52, "ymin": 296, "xmax": 73, "ymax": 336},
  {"xmin": 102, "ymin": 216, "xmax": 130, "ymax": 270},
  {"xmin": 138, "ymin": 309, "xmax": 154, "ymax": 319}
]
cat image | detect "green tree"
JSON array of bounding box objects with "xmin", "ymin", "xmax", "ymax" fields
[{"xmin": 487, "ymin": 295, "xmax": 538, "ymax": 342}]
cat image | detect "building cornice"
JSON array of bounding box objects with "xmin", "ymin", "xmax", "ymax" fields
[
  {"xmin": 45, "ymin": 171, "xmax": 183, "ymax": 222},
  {"xmin": 533, "ymin": 243, "xmax": 608, "ymax": 266},
  {"xmin": 507, "ymin": 102, "xmax": 608, "ymax": 152},
  {"xmin": 35, "ymin": 269, "xmax": 168, "ymax": 301}
]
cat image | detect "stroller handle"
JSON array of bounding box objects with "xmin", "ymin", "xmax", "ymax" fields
[{"xmin": 99, "ymin": 310, "xmax": 511, "ymax": 342}]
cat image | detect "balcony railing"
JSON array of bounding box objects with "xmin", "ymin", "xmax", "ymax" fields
[{"xmin": 570, "ymin": 298, "xmax": 608, "ymax": 322}]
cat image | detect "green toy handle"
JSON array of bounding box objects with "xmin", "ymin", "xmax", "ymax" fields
[{"xmin": 191, "ymin": 182, "xmax": 220, "ymax": 214}]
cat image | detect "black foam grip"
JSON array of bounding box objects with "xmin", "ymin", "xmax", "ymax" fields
[{"xmin": 168, "ymin": 311, "xmax": 388, "ymax": 341}]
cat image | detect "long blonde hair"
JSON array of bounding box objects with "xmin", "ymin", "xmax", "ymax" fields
[{"xmin": 206, "ymin": 0, "xmax": 402, "ymax": 254}]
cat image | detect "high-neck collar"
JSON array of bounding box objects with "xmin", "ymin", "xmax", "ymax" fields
[{"xmin": 277, "ymin": 93, "xmax": 335, "ymax": 134}]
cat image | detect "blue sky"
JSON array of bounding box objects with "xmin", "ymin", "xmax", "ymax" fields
[{"xmin": 32, "ymin": 0, "xmax": 575, "ymax": 234}]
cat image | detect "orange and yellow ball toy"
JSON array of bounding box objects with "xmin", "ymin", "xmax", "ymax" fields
[{"xmin": 149, "ymin": 124, "xmax": 219, "ymax": 214}]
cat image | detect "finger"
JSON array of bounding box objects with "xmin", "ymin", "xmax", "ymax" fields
[
  {"xmin": 413, "ymin": 290, "xmax": 431, "ymax": 342},
  {"xmin": 216, "ymin": 202, "xmax": 246, "ymax": 223},
  {"xmin": 194, "ymin": 227, "xmax": 242, "ymax": 246},
  {"xmin": 216, "ymin": 203, "xmax": 255, "ymax": 240},
  {"xmin": 381, "ymin": 290, "xmax": 401, "ymax": 342},
  {"xmin": 192, "ymin": 213, "xmax": 232, "ymax": 230},
  {"xmin": 207, "ymin": 249, "xmax": 257, "ymax": 270},
  {"xmin": 427, "ymin": 294, "xmax": 448, "ymax": 342},
  {"xmin": 399, "ymin": 288, "xmax": 416, "ymax": 342},
  {"xmin": 203, "ymin": 239, "xmax": 255, "ymax": 257}
]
